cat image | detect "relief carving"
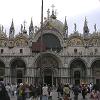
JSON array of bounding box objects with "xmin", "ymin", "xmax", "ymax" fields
[{"xmin": 68, "ymin": 38, "xmax": 83, "ymax": 46}]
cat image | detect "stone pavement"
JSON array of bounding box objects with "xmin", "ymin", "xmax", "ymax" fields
[{"xmin": 10, "ymin": 90, "xmax": 91, "ymax": 100}]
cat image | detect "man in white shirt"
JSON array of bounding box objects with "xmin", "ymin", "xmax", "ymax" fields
[{"xmin": 42, "ymin": 83, "xmax": 48, "ymax": 100}]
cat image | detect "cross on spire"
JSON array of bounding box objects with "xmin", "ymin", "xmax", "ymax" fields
[
  {"xmin": 51, "ymin": 4, "xmax": 57, "ymax": 19},
  {"xmin": 51, "ymin": 4, "xmax": 55, "ymax": 11},
  {"xmin": 84, "ymin": 17, "xmax": 87, "ymax": 26}
]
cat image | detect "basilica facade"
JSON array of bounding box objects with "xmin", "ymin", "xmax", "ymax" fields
[{"xmin": 0, "ymin": 9, "xmax": 100, "ymax": 86}]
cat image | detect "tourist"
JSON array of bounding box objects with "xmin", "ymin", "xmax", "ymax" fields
[
  {"xmin": 90, "ymin": 90, "xmax": 98, "ymax": 100},
  {"xmin": 16, "ymin": 83, "xmax": 26, "ymax": 100},
  {"xmin": 0, "ymin": 82, "xmax": 10, "ymax": 100},
  {"xmin": 63, "ymin": 84, "xmax": 70, "ymax": 100},
  {"xmin": 97, "ymin": 90, "xmax": 100, "ymax": 100},
  {"xmin": 42, "ymin": 83, "xmax": 48, "ymax": 100},
  {"xmin": 57, "ymin": 83, "xmax": 63, "ymax": 98},
  {"xmin": 81, "ymin": 84, "xmax": 87, "ymax": 99},
  {"xmin": 72, "ymin": 85, "xmax": 80, "ymax": 100}
]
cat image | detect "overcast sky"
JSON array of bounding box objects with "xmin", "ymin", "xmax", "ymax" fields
[{"xmin": 0, "ymin": 0, "xmax": 100, "ymax": 34}]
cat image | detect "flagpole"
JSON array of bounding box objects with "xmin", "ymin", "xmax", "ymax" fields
[
  {"xmin": 39, "ymin": 1, "xmax": 44, "ymax": 100},
  {"xmin": 40, "ymin": 0, "xmax": 43, "ymax": 86},
  {"xmin": 40, "ymin": 0, "xmax": 43, "ymax": 51},
  {"xmin": 41, "ymin": 0, "xmax": 43, "ymax": 29}
]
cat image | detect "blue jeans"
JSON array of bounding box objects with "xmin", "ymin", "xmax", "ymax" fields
[{"xmin": 42, "ymin": 95, "xmax": 48, "ymax": 100}]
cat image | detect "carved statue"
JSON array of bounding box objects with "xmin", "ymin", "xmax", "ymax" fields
[
  {"xmin": 2, "ymin": 25, "xmax": 4, "ymax": 32},
  {"xmin": 21, "ymin": 24, "xmax": 23, "ymax": 33},
  {"xmin": 0, "ymin": 25, "xmax": 1, "ymax": 32},
  {"xmin": 94, "ymin": 24, "xmax": 97, "ymax": 32},
  {"xmin": 74, "ymin": 23, "xmax": 77, "ymax": 32},
  {"xmin": 24, "ymin": 21, "xmax": 26, "ymax": 30},
  {"xmin": 47, "ymin": 9, "xmax": 50, "ymax": 19}
]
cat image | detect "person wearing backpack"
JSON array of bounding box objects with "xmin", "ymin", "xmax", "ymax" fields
[
  {"xmin": 72, "ymin": 85, "xmax": 80, "ymax": 100},
  {"xmin": 63, "ymin": 84, "xmax": 70, "ymax": 100}
]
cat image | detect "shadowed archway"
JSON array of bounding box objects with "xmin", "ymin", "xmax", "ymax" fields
[
  {"xmin": 91, "ymin": 60, "xmax": 100, "ymax": 85},
  {"xmin": 10, "ymin": 58, "xmax": 26, "ymax": 84},
  {"xmin": 70, "ymin": 58, "xmax": 87, "ymax": 85},
  {"xmin": 0, "ymin": 61, "xmax": 5, "ymax": 81}
]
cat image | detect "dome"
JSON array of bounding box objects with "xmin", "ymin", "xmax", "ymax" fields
[{"xmin": 44, "ymin": 18, "xmax": 64, "ymax": 33}]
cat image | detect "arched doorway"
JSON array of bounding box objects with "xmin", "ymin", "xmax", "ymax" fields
[
  {"xmin": 70, "ymin": 59, "xmax": 86, "ymax": 85},
  {"xmin": 0, "ymin": 61, "xmax": 5, "ymax": 81},
  {"xmin": 10, "ymin": 58, "xmax": 26, "ymax": 84},
  {"xmin": 91, "ymin": 60, "xmax": 100, "ymax": 85},
  {"xmin": 36, "ymin": 53, "xmax": 59, "ymax": 86}
]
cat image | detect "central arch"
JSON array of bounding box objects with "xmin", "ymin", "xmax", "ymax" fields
[
  {"xmin": 36, "ymin": 53, "xmax": 60, "ymax": 86},
  {"xmin": 10, "ymin": 58, "xmax": 26, "ymax": 84},
  {"xmin": 69, "ymin": 58, "xmax": 87, "ymax": 85}
]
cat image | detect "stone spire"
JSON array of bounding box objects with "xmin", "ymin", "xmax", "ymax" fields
[
  {"xmin": 23, "ymin": 20, "xmax": 27, "ymax": 34},
  {"xmin": 63, "ymin": 16, "xmax": 68, "ymax": 38},
  {"xmin": 83, "ymin": 17, "xmax": 89, "ymax": 37},
  {"xmin": 9, "ymin": 19, "xmax": 15, "ymax": 39},
  {"xmin": 29, "ymin": 18, "xmax": 34, "ymax": 38}
]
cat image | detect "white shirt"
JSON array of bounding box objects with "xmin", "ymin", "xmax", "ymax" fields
[{"xmin": 42, "ymin": 86, "xmax": 48, "ymax": 96}]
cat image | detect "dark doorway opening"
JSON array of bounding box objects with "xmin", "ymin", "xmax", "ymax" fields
[
  {"xmin": 74, "ymin": 71, "xmax": 80, "ymax": 85},
  {"xmin": 75, "ymin": 79, "xmax": 80, "ymax": 85},
  {"xmin": 0, "ymin": 77, "xmax": 3, "ymax": 81},
  {"xmin": 17, "ymin": 70, "xmax": 23, "ymax": 84},
  {"xmin": 96, "ymin": 79, "xmax": 100, "ymax": 85},
  {"xmin": 17, "ymin": 79, "xmax": 22, "ymax": 83},
  {"xmin": 44, "ymin": 75, "xmax": 52, "ymax": 86},
  {"xmin": 74, "ymin": 71, "xmax": 80, "ymax": 79}
]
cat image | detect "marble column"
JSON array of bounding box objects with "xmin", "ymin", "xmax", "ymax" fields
[
  {"xmin": 5, "ymin": 64, "xmax": 11, "ymax": 84},
  {"xmin": 86, "ymin": 67, "xmax": 91, "ymax": 83}
]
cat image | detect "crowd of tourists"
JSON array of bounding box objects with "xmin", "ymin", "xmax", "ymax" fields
[
  {"xmin": 56, "ymin": 82, "xmax": 100, "ymax": 100},
  {"xmin": 0, "ymin": 80, "xmax": 100, "ymax": 100}
]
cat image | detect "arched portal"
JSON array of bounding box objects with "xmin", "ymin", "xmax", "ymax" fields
[
  {"xmin": 0, "ymin": 61, "xmax": 5, "ymax": 81},
  {"xmin": 36, "ymin": 53, "xmax": 59, "ymax": 86},
  {"xmin": 10, "ymin": 58, "xmax": 26, "ymax": 84},
  {"xmin": 91, "ymin": 60, "xmax": 100, "ymax": 85},
  {"xmin": 70, "ymin": 59, "xmax": 86, "ymax": 85}
]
